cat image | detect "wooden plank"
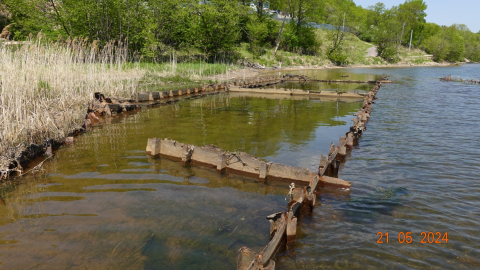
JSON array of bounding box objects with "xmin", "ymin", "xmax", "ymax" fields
[
  {"xmin": 238, "ymin": 247, "xmax": 256, "ymax": 270},
  {"xmin": 318, "ymin": 155, "xmax": 328, "ymax": 176},
  {"xmin": 260, "ymin": 213, "xmax": 286, "ymax": 266},
  {"xmin": 320, "ymin": 175, "xmax": 351, "ymax": 188}
]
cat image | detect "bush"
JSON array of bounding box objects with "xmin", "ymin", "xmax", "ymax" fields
[
  {"xmin": 328, "ymin": 49, "xmax": 349, "ymax": 65},
  {"xmin": 281, "ymin": 22, "xmax": 320, "ymax": 55},
  {"xmin": 377, "ymin": 43, "xmax": 399, "ymax": 63},
  {"xmin": 424, "ymin": 26, "xmax": 465, "ymax": 62}
]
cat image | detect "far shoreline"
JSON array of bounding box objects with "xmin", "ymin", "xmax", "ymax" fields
[{"xmin": 217, "ymin": 61, "xmax": 462, "ymax": 81}]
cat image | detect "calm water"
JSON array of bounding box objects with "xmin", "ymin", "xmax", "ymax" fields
[
  {"xmin": 0, "ymin": 64, "xmax": 478, "ymax": 269},
  {"xmin": 264, "ymin": 69, "xmax": 378, "ymax": 92},
  {"xmin": 0, "ymin": 92, "xmax": 362, "ymax": 269},
  {"xmin": 275, "ymin": 64, "xmax": 480, "ymax": 269}
]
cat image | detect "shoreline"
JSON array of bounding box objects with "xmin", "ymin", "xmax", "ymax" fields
[
  {"xmin": 0, "ymin": 61, "xmax": 467, "ymax": 179},
  {"xmin": 217, "ymin": 61, "xmax": 460, "ymax": 81}
]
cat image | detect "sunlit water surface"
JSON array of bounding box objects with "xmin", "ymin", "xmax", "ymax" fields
[
  {"xmin": 0, "ymin": 92, "xmax": 362, "ymax": 269},
  {"xmin": 274, "ymin": 64, "xmax": 480, "ymax": 269},
  {"xmin": 0, "ymin": 65, "xmax": 478, "ymax": 269}
]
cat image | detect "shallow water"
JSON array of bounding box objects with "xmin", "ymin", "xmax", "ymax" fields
[
  {"xmin": 264, "ymin": 68, "xmax": 380, "ymax": 92},
  {"xmin": 0, "ymin": 93, "xmax": 361, "ymax": 269},
  {"xmin": 275, "ymin": 64, "xmax": 480, "ymax": 269},
  {"xmin": 0, "ymin": 64, "xmax": 478, "ymax": 269}
]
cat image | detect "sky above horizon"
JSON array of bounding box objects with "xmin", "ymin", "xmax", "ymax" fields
[{"xmin": 355, "ymin": 0, "xmax": 480, "ymax": 33}]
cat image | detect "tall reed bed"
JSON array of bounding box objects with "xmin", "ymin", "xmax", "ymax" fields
[
  {"xmin": 0, "ymin": 37, "xmax": 238, "ymax": 176},
  {"xmin": 0, "ymin": 37, "xmax": 144, "ymax": 171}
]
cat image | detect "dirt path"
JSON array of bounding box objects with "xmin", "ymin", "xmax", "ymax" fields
[{"xmin": 366, "ymin": 46, "xmax": 377, "ymax": 57}]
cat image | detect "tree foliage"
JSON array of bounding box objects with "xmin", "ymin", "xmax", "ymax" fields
[
  {"xmin": 1, "ymin": 0, "xmax": 480, "ymax": 64},
  {"xmin": 424, "ymin": 26, "xmax": 465, "ymax": 62}
]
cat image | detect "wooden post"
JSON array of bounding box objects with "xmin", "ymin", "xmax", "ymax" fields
[
  {"xmin": 137, "ymin": 92, "xmax": 153, "ymax": 102},
  {"xmin": 266, "ymin": 212, "xmax": 284, "ymax": 239},
  {"xmin": 259, "ymin": 162, "xmax": 269, "ymax": 180},
  {"xmin": 146, "ymin": 138, "xmax": 161, "ymax": 156},
  {"xmin": 266, "ymin": 211, "xmax": 282, "ymax": 232},
  {"xmin": 237, "ymin": 247, "xmax": 256, "ymax": 270},
  {"xmin": 346, "ymin": 132, "xmax": 354, "ymax": 148},
  {"xmin": 318, "ymin": 155, "xmax": 327, "ymax": 176},
  {"xmin": 338, "ymin": 136, "xmax": 346, "ymax": 157},
  {"xmin": 181, "ymin": 145, "xmax": 194, "ymax": 165},
  {"xmin": 260, "ymin": 213, "xmax": 286, "ymax": 267},
  {"xmin": 286, "ymin": 216, "xmax": 297, "ymax": 245},
  {"xmin": 328, "ymin": 143, "xmax": 336, "ymax": 157},
  {"xmin": 217, "ymin": 152, "xmax": 227, "ymax": 173}
]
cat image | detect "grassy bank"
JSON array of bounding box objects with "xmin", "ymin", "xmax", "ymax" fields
[
  {"xmin": 0, "ymin": 32, "xmax": 440, "ymax": 177},
  {"xmin": 0, "ymin": 39, "xmax": 235, "ymax": 176},
  {"xmin": 239, "ymin": 28, "xmax": 434, "ymax": 68}
]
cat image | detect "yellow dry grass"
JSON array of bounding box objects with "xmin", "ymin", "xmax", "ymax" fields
[{"xmin": 0, "ymin": 37, "xmax": 144, "ymax": 173}]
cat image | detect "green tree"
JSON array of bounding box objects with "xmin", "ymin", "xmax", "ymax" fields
[
  {"xmin": 368, "ymin": 4, "xmax": 402, "ymax": 62},
  {"xmin": 271, "ymin": 0, "xmax": 321, "ymax": 54},
  {"xmin": 194, "ymin": 0, "xmax": 245, "ymax": 59},
  {"xmin": 424, "ymin": 26, "xmax": 465, "ymax": 62},
  {"xmin": 3, "ymin": 0, "xmax": 57, "ymax": 39},
  {"xmin": 397, "ymin": 0, "xmax": 427, "ymax": 47}
]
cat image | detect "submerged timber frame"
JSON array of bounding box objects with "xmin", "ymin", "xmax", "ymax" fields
[
  {"xmin": 140, "ymin": 78, "xmax": 383, "ymax": 269},
  {"xmin": 2, "ymin": 72, "xmax": 383, "ymax": 269}
]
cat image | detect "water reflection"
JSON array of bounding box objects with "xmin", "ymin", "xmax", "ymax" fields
[
  {"xmin": 275, "ymin": 65, "xmax": 480, "ymax": 269},
  {"xmin": 0, "ymin": 93, "xmax": 361, "ymax": 269},
  {"xmin": 264, "ymin": 68, "xmax": 382, "ymax": 92}
]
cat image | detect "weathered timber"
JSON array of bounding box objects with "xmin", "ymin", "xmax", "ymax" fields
[
  {"xmin": 318, "ymin": 155, "xmax": 328, "ymax": 176},
  {"xmin": 268, "ymin": 163, "xmax": 318, "ymax": 183},
  {"xmin": 229, "ymin": 86, "xmax": 365, "ymax": 99},
  {"xmin": 137, "ymin": 92, "xmax": 153, "ymax": 102},
  {"xmin": 286, "ymin": 216, "xmax": 298, "ymax": 244},
  {"xmin": 236, "ymin": 80, "xmax": 381, "ymax": 269},
  {"xmin": 266, "ymin": 212, "xmax": 284, "ymax": 239},
  {"xmin": 147, "ymin": 139, "xmax": 351, "ymax": 188},
  {"xmin": 320, "ymin": 175, "xmax": 351, "ymax": 188},
  {"xmin": 260, "ymin": 213, "xmax": 286, "ymax": 267},
  {"xmin": 338, "ymin": 136, "xmax": 347, "ymax": 158},
  {"xmin": 346, "ymin": 132, "xmax": 354, "ymax": 148},
  {"xmin": 151, "ymin": 92, "xmax": 161, "ymax": 100},
  {"xmin": 238, "ymin": 247, "xmax": 257, "ymax": 270}
]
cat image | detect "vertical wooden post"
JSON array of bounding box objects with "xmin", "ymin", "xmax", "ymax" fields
[
  {"xmin": 286, "ymin": 216, "xmax": 297, "ymax": 245},
  {"xmin": 346, "ymin": 132, "xmax": 354, "ymax": 148},
  {"xmin": 318, "ymin": 155, "xmax": 327, "ymax": 176},
  {"xmin": 146, "ymin": 138, "xmax": 161, "ymax": 156},
  {"xmin": 259, "ymin": 162, "xmax": 269, "ymax": 180},
  {"xmin": 217, "ymin": 152, "xmax": 227, "ymax": 173},
  {"xmin": 338, "ymin": 137, "xmax": 346, "ymax": 157},
  {"xmin": 237, "ymin": 247, "xmax": 256, "ymax": 270},
  {"xmin": 181, "ymin": 145, "xmax": 194, "ymax": 165}
]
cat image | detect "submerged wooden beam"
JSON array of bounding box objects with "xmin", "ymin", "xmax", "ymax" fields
[
  {"xmin": 236, "ymin": 80, "xmax": 382, "ymax": 270},
  {"xmin": 146, "ymin": 138, "xmax": 350, "ymax": 188},
  {"xmin": 228, "ymin": 86, "xmax": 365, "ymax": 99}
]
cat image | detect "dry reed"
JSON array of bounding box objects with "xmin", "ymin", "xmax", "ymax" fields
[
  {"xmin": 0, "ymin": 37, "xmax": 236, "ymax": 177},
  {"xmin": 0, "ymin": 37, "xmax": 144, "ymax": 173}
]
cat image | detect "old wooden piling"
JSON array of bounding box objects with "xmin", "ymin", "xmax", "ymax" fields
[{"xmin": 145, "ymin": 138, "xmax": 351, "ymax": 188}]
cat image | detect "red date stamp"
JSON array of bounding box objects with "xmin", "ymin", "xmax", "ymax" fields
[{"xmin": 377, "ymin": 232, "xmax": 449, "ymax": 243}]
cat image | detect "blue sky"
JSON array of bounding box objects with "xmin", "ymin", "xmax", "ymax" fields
[{"xmin": 355, "ymin": 0, "xmax": 480, "ymax": 33}]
